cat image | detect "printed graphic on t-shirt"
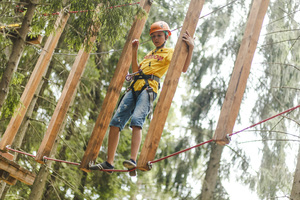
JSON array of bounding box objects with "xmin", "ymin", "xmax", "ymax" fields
[{"xmin": 143, "ymin": 54, "xmax": 164, "ymax": 61}]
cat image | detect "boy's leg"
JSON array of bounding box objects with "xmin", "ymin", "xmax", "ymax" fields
[
  {"xmin": 107, "ymin": 126, "xmax": 120, "ymax": 165},
  {"xmin": 123, "ymin": 126, "xmax": 141, "ymax": 176},
  {"xmin": 130, "ymin": 126, "xmax": 142, "ymax": 162},
  {"xmin": 107, "ymin": 90, "xmax": 137, "ymax": 165},
  {"xmin": 89, "ymin": 91, "xmax": 135, "ymax": 173},
  {"xmin": 89, "ymin": 126, "xmax": 119, "ymax": 174}
]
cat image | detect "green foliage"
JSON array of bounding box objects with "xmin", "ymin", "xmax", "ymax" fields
[
  {"xmin": 64, "ymin": 0, "xmax": 143, "ymax": 51},
  {"xmin": 0, "ymin": 72, "xmax": 24, "ymax": 119},
  {"xmin": 2, "ymin": 0, "xmax": 299, "ymax": 199},
  {"xmin": 249, "ymin": 0, "xmax": 300, "ymax": 198}
]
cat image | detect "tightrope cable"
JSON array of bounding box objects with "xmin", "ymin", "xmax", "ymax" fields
[
  {"xmin": 150, "ymin": 104, "xmax": 300, "ymax": 164},
  {"xmin": 5, "ymin": 146, "xmax": 81, "ymax": 166},
  {"xmin": 229, "ymin": 104, "xmax": 300, "ymax": 137},
  {"xmin": 5, "ymin": 104, "xmax": 300, "ymax": 170}
]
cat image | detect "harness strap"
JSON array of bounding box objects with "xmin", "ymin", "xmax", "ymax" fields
[
  {"xmin": 129, "ymin": 73, "xmax": 160, "ymax": 119},
  {"xmin": 147, "ymin": 87, "xmax": 154, "ymax": 120},
  {"xmin": 133, "ymin": 74, "xmax": 160, "ymax": 83}
]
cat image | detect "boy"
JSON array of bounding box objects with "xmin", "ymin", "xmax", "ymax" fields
[{"xmin": 90, "ymin": 21, "xmax": 194, "ymax": 176}]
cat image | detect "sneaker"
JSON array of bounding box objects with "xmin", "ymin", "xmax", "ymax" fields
[
  {"xmin": 89, "ymin": 161, "xmax": 114, "ymax": 174},
  {"xmin": 123, "ymin": 159, "xmax": 137, "ymax": 177}
]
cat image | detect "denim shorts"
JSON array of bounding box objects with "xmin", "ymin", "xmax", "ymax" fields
[{"xmin": 110, "ymin": 90, "xmax": 157, "ymax": 131}]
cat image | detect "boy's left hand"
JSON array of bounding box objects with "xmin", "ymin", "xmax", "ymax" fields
[{"xmin": 182, "ymin": 31, "xmax": 194, "ymax": 49}]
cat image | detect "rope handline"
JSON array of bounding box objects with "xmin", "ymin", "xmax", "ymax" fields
[
  {"xmin": 168, "ymin": 0, "xmax": 241, "ymax": 35},
  {"xmin": 40, "ymin": 0, "xmax": 240, "ymax": 56},
  {"xmin": 150, "ymin": 104, "xmax": 300, "ymax": 164},
  {"xmin": 42, "ymin": 2, "xmax": 140, "ymax": 16}
]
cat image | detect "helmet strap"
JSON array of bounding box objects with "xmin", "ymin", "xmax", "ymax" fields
[
  {"xmin": 156, "ymin": 41, "xmax": 166, "ymax": 50},
  {"xmin": 163, "ymin": 31, "xmax": 169, "ymax": 38}
]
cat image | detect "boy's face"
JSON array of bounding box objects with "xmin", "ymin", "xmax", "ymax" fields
[{"xmin": 151, "ymin": 31, "xmax": 167, "ymax": 47}]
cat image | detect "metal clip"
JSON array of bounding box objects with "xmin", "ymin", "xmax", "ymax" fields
[
  {"xmin": 125, "ymin": 74, "xmax": 133, "ymax": 82},
  {"xmin": 226, "ymin": 135, "xmax": 231, "ymax": 143},
  {"xmin": 43, "ymin": 156, "xmax": 47, "ymax": 164},
  {"xmin": 147, "ymin": 161, "xmax": 153, "ymax": 170},
  {"xmin": 88, "ymin": 161, "xmax": 95, "ymax": 168},
  {"xmin": 125, "ymin": 69, "xmax": 142, "ymax": 82},
  {"xmin": 146, "ymin": 86, "xmax": 153, "ymax": 91}
]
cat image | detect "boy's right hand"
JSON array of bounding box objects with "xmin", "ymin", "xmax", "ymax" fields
[{"xmin": 132, "ymin": 39, "xmax": 139, "ymax": 52}]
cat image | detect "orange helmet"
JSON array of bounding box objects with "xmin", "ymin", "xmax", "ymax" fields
[{"xmin": 149, "ymin": 21, "xmax": 171, "ymax": 36}]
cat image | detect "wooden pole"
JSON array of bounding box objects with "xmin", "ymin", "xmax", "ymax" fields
[
  {"xmin": 213, "ymin": 0, "xmax": 270, "ymax": 145},
  {"xmin": 35, "ymin": 6, "xmax": 103, "ymax": 163},
  {"xmin": 0, "ymin": 11, "xmax": 70, "ymax": 151},
  {"xmin": 137, "ymin": 0, "xmax": 205, "ymax": 171},
  {"xmin": 80, "ymin": 0, "xmax": 153, "ymax": 171}
]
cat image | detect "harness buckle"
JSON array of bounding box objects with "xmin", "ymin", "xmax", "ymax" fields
[
  {"xmin": 146, "ymin": 86, "xmax": 153, "ymax": 92},
  {"xmin": 149, "ymin": 74, "xmax": 154, "ymax": 80}
]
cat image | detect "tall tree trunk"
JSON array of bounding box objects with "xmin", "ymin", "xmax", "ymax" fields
[
  {"xmin": 12, "ymin": 63, "xmax": 53, "ymax": 157},
  {"xmin": 30, "ymin": 71, "xmax": 78, "ymax": 199},
  {"xmin": 0, "ymin": 183, "xmax": 9, "ymax": 200},
  {"xmin": 73, "ymin": 172, "xmax": 88, "ymax": 200},
  {"xmin": 0, "ymin": 0, "xmax": 38, "ymax": 110},
  {"xmin": 199, "ymin": 144, "xmax": 224, "ymax": 200},
  {"xmin": 29, "ymin": 163, "xmax": 53, "ymax": 200},
  {"xmin": 43, "ymin": 112, "xmax": 78, "ymax": 199},
  {"xmin": 291, "ymin": 143, "xmax": 300, "ymax": 200},
  {"xmin": 29, "ymin": 116, "xmax": 69, "ymax": 200},
  {"xmin": 0, "ymin": 66, "xmax": 51, "ymax": 199}
]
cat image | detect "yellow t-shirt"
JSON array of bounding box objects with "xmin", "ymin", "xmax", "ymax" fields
[{"xmin": 132, "ymin": 47, "xmax": 174, "ymax": 93}]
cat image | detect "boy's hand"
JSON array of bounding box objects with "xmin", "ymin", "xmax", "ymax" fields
[
  {"xmin": 182, "ymin": 31, "xmax": 194, "ymax": 50},
  {"xmin": 132, "ymin": 39, "xmax": 139, "ymax": 52}
]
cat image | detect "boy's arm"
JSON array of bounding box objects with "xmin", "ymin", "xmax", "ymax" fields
[
  {"xmin": 182, "ymin": 31, "xmax": 194, "ymax": 73},
  {"xmin": 132, "ymin": 39, "xmax": 140, "ymax": 73}
]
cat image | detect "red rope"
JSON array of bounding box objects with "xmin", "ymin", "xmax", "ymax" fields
[
  {"xmin": 150, "ymin": 104, "xmax": 300, "ymax": 164},
  {"xmin": 5, "ymin": 104, "xmax": 300, "ymax": 170},
  {"xmin": 229, "ymin": 104, "xmax": 300, "ymax": 137},
  {"xmin": 150, "ymin": 139, "xmax": 214, "ymax": 164},
  {"xmin": 5, "ymin": 146, "xmax": 80, "ymax": 166},
  {"xmin": 43, "ymin": 156, "xmax": 80, "ymax": 166},
  {"xmin": 5, "ymin": 146, "xmax": 134, "ymax": 172},
  {"xmin": 5, "ymin": 146, "xmax": 36, "ymax": 158},
  {"xmin": 101, "ymin": 168, "xmax": 136, "ymax": 173}
]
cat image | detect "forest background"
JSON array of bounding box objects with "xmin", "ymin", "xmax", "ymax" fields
[{"xmin": 0, "ymin": 0, "xmax": 299, "ymax": 199}]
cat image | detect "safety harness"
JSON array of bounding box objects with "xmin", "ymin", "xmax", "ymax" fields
[
  {"xmin": 128, "ymin": 71, "xmax": 160, "ymax": 119},
  {"xmin": 124, "ymin": 45, "xmax": 166, "ymax": 119}
]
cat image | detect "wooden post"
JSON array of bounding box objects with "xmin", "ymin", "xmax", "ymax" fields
[
  {"xmin": 137, "ymin": 0, "xmax": 205, "ymax": 171},
  {"xmin": 0, "ymin": 156, "xmax": 36, "ymax": 185},
  {"xmin": 0, "ymin": 11, "xmax": 70, "ymax": 151},
  {"xmin": 80, "ymin": 0, "xmax": 153, "ymax": 171},
  {"xmin": 35, "ymin": 6, "xmax": 103, "ymax": 163},
  {"xmin": 213, "ymin": 0, "xmax": 270, "ymax": 145}
]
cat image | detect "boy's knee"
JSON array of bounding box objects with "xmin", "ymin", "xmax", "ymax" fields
[{"xmin": 132, "ymin": 125, "xmax": 142, "ymax": 130}]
